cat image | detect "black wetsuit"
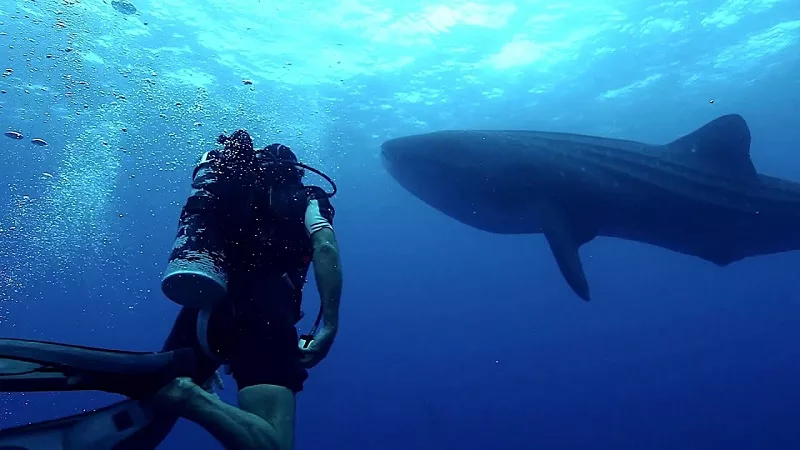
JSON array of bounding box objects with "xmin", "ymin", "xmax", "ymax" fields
[
  {"xmin": 162, "ymin": 148, "xmax": 335, "ymax": 393},
  {"xmin": 0, "ymin": 138, "xmax": 338, "ymax": 449}
]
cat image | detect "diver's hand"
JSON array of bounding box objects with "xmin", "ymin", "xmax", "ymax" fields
[{"xmin": 300, "ymin": 325, "xmax": 338, "ymax": 369}]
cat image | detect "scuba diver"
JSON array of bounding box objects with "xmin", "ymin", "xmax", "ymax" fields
[{"xmin": 0, "ymin": 130, "xmax": 343, "ymax": 450}]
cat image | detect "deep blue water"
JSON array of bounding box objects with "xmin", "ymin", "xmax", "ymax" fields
[{"xmin": 1, "ymin": 0, "xmax": 800, "ymax": 449}]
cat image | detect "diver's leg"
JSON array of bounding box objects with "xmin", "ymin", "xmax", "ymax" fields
[
  {"xmin": 153, "ymin": 303, "xmax": 286, "ymax": 450},
  {"xmin": 228, "ymin": 275, "xmax": 308, "ymax": 450},
  {"xmin": 239, "ymin": 384, "xmax": 296, "ymax": 450},
  {"xmin": 162, "ymin": 305, "xmax": 221, "ymax": 378},
  {"xmin": 90, "ymin": 307, "xmax": 222, "ymax": 450},
  {"xmin": 157, "ymin": 377, "xmax": 286, "ymax": 450},
  {"xmin": 155, "ymin": 278, "xmax": 305, "ymax": 450}
]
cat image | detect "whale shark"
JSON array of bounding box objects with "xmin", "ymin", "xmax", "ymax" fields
[{"xmin": 380, "ymin": 114, "xmax": 800, "ymax": 301}]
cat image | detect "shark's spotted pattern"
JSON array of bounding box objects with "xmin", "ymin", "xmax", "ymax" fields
[{"xmin": 381, "ymin": 114, "xmax": 800, "ymax": 301}]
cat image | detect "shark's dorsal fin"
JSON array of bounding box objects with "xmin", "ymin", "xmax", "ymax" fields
[
  {"xmin": 539, "ymin": 200, "xmax": 596, "ymax": 301},
  {"xmin": 666, "ymin": 114, "xmax": 756, "ymax": 180}
]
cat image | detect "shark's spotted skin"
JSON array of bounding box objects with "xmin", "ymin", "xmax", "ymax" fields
[{"xmin": 381, "ymin": 114, "xmax": 800, "ymax": 301}]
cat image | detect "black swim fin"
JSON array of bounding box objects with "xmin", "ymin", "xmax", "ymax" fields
[
  {"xmin": 0, "ymin": 338, "xmax": 210, "ymax": 450},
  {"xmin": 0, "ymin": 306, "xmax": 223, "ymax": 450},
  {"xmin": 0, "ymin": 338, "xmax": 197, "ymax": 397},
  {"xmin": 0, "ymin": 399, "xmax": 178, "ymax": 450}
]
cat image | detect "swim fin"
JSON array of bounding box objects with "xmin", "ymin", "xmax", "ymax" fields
[
  {"xmin": 0, "ymin": 306, "xmax": 224, "ymax": 450},
  {"xmin": 0, "ymin": 338, "xmax": 211, "ymax": 450},
  {"xmin": 0, "ymin": 338, "xmax": 198, "ymax": 397},
  {"xmin": 0, "ymin": 399, "xmax": 177, "ymax": 450}
]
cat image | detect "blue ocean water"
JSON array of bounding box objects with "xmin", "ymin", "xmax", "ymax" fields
[{"xmin": 1, "ymin": 0, "xmax": 799, "ymax": 449}]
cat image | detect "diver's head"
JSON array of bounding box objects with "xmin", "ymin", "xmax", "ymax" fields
[
  {"xmin": 217, "ymin": 129, "xmax": 255, "ymax": 165},
  {"xmin": 218, "ymin": 129, "xmax": 254, "ymax": 151},
  {"xmin": 215, "ymin": 129, "xmax": 336, "ymax": 196},
  {"xmin": 257, "ymin": 143, "xmax": 305, "ymax": 185}
]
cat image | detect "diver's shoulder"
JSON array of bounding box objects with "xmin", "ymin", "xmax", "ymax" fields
[{"xmin": 304, "ymin": 185, "xmax": 330, "ymax": 201}]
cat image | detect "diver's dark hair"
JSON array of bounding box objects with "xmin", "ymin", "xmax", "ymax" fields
[
  {"xmin": 259, "ymin": 143, "xmax": 305, "ymax": 184},
  {"xmin": 217, "ymin": 130, "xmax": 253, "ymax": 149},
  {"xmin": 215, "ymin": 130, "xmax": 337, "ymax": 197}
]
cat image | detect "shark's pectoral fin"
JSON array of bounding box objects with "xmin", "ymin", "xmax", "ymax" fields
[{"xmin": 539, "ymin": 201, "xmax": 596, "ymax": 301}]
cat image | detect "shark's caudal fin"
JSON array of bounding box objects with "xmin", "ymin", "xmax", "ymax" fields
[
  {"xmin": 667, "ymin": 114, "xmax": 756, "ymax": 180},
  {"xmin": 539, "ymin": 201, "xmax": 596, "ymax": 301}
]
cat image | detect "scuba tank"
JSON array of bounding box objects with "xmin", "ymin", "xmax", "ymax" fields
[
  {"xmin": 160, "ymin": 130, "xmax": 337, "ymax": 310},
  {"xmin": 161, "ymin": 130, "xmax": 256, "ymax": 309}
]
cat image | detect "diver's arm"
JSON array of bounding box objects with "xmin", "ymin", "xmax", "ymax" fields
[
  {"xmin": 311, "ymin": 228, "xmax": 342, "ymax": 329},
  {"xmin": 305, "ymin": 200, "xmax": 342, "ymax": 330}
]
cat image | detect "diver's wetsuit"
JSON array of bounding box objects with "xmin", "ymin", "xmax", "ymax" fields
[
  {"xmin": 0, "ymin": 135, "xmax": 336, "ymax": 450},
  {"xmin": 162, "ymin": 145, "xmax": 335, "ymax": 393}
]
